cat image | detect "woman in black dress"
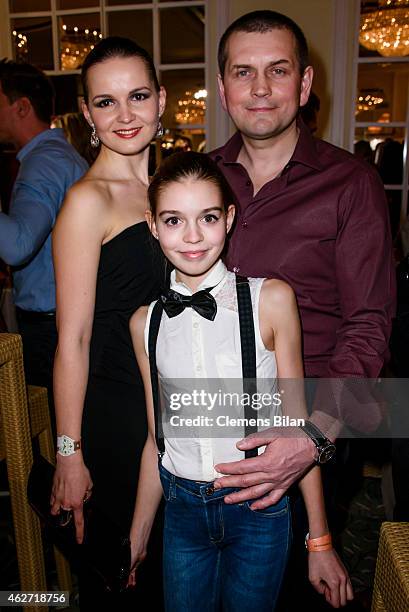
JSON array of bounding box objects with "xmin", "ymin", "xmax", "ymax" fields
[{"xmin": 50, "ymin": 37, "xmax": 165, "ymax": 609}]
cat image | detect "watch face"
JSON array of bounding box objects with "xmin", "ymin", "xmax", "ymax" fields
[
  {"xmin": 58, "ymin": 435, "xmax": 74, "ymax": 455},
  {"xmin": 63, "ymin": 437, "xmax": 73, "ymax": 454},
  {"xmin": 318, "ymin": 444, "xmax": 336, "ymax": 464}
]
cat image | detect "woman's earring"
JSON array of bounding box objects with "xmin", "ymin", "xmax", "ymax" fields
[
  {"xmin": 90, "ymin": 124, "xmax": 100, "ymax": 148},
  {"xmin": 156, "ymin": 120, "xmax": 164, "ymax": 139}
]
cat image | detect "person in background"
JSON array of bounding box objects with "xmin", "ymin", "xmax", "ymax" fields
[
  {"xmin": 0, "ymin": 59, "xmax": 88, "ymax": 422},
  {"xmin": 52, "ymin": 112, "xmax": 98, "ymax": 166},
  {"xmin": 375, "ymin": 138, "xmax": 404, "ymax": 238},
  {"xmin": 354, "ymin": 139, "xmax": 374, "ymax": 165}
]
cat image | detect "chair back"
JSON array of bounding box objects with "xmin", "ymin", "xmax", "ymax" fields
[{"xmin": 0, "ymin": 333, "xmax": 48, "ymax": 605}]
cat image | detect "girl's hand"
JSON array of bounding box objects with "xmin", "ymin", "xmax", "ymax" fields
[
  {"xmin": 308, "ymin": 549, "xmax": 354, "ymax": 608},
  {"xmin": 50, "ymin": 453, "xmax": 93, "ymax": 544},
  {"xmin": 127, "ymin": 535, "xmax": 148, "ymax": 588}
]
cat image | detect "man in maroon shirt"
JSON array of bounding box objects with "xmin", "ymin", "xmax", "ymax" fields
[{"xmin": 211, "ymin": 10, "xmax": 395, "ymax": 508}]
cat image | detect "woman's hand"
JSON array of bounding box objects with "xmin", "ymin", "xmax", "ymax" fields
[
  {"xmin": 127, "ymin": 533, "xmax": 148, "ymax": 588},
  {"xmin": 50, "ymin": 453, "xmax": 93, "ymax": 543},
  {"xmin": 308, "ymin": 549, "xmax": 354, "ymax": 608}
]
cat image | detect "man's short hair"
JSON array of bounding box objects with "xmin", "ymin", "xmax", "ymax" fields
[
  {"xmin": 218, "ymin": 10, "xmax": 309, "ymax": 79},
  {"xmin": 0, "ymin": 59, "xmax": 54, "ymax": 124}
]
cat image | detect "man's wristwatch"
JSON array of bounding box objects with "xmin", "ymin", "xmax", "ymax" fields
[
  {"xmin": 299, "ymin": 421, "xmax": 336, "ymax": 464},
  {"xmin": 57, "ymin": 434, "xmax": 82, "ymax": 457}
]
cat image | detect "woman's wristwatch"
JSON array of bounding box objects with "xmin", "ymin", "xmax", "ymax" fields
[
  {"xmin": 57, "ymin": 434, "xmax": 82, "ymax": 456},
  {"xmin": 299, "ymin": 421, "xmax": 336, "ymax": 464}
]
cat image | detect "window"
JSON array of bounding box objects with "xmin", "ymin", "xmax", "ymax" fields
[
  {"xmin": 351, "ymin": 0, "xmax": 409, "ymax": 238},
  {"xmin": 8, "ymin": 0, "xmax": 208, "ymax": 154}
]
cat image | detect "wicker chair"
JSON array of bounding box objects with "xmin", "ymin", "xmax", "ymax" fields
[
  {"xmin": 0, "ymin": 333, "xmax": 71, "ymax": 611},
  {"xmin": 372, "ymin": 521, "xmax": 409, "ymax": 612}
]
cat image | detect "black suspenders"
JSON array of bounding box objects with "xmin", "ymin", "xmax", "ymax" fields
[
  {"xmin": 235, "ymin": 276, "xmax": 258, "ymax": 459},
  {"xmin": 148, "ymin": 275, "xmax": 258, "ymax": 460},
  {"xmin": 148, "ymin": 299, "xmax": 166, "ymax": 455}
]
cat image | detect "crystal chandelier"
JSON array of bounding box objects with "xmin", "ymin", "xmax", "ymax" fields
[
  {"xmin": 360, "ymin": 0, "xmax": 409, "ymax": 56},
  {"xmin": 356, "ymin": 89, "xmax": 385, "ymax": 114},
  {"xmin": 60, "ymin": 24, "xmax": 102, "ymax": 70},
  {"xmin": 175, "ymin": 89, "xmax": 207, "ymax": 125},
  {"xmin": 12, "ymin": 30, "xmax": 28, "ymax": 62}
]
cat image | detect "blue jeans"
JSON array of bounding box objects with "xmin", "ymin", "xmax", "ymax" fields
[{"xmin": 159, "ymin": 463, "xmax": 291, "ymax": 612}]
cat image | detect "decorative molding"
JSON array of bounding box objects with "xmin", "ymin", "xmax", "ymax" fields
[
  {"xmin": 212, "ymin": 0, "xmax": 231, "ymax": 149},
  {"xmin": 330, "ymin": 0, "xmax": 358, "ymax": 149},
  {"xmin": 0, "ymin": 1, "xmax": 12, "ymax": 59}
]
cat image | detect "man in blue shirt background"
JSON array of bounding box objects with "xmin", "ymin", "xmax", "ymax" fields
[{"xmin": 0, "ymin": 59, "xmax": 88, "ymax": 419}]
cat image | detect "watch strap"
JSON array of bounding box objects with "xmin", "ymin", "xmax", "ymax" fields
[
  {"xmin": 299, "ymin": 421, "xmax": 327, "ymax": 447},
  {"xmin": 299, "ymin": 421, "xmax": 336, "ymax": 464}
]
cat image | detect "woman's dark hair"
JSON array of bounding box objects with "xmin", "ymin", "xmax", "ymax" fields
[
  {"xmin": 148, "ymin": 152, "xmax": 236, "ymax": 216},
  {"xmin": 81, "ymin": 36, "xmax": 160, "ymax": 102},
  {"xmin": 218, "ymin": 10, "xmax": 309, "ymax": 78}
]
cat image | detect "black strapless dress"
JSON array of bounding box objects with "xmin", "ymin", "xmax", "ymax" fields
[{"xmin": 79, "ymin": 222, "xmax": 164, "ymax": 609}]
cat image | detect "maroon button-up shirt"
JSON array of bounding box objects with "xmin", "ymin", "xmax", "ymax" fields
[{"xmin": 210, "ymin": 121, "xmax": 396, "ymax": 379}]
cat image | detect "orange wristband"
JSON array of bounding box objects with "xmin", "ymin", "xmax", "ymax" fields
[{"xmin": 305, "ymin": 532, "xmax": 333, "ymax": 552}]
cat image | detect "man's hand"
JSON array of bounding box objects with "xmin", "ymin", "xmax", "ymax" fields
[{"xmin": 213, "ymin": 426, "xmax": 316, "ymax": 509}]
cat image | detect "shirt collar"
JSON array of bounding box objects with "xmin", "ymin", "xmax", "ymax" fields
[
  {"xmin": 213, "ymin": 117, "xmax": 323, "ymax": 172},
  {"xmin": 213, "ymin": 131, "xmax": 243, "ymax": 164},
  {"xmin": 170, "ymin": 260, "xmax": 228, "ymax": 296},
  {"xmin": 17, "ymin": 128, "xmax": 65, "ymax": 162}
]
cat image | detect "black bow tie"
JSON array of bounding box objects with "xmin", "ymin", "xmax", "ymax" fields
[{"xmin": 160, "ymin": 287, "xmax": 217, "ymax": 321}]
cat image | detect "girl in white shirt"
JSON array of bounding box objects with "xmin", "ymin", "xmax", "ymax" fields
[{"xmin": 128, "ymin": 151, "xmax": 353, "ymax": 610}]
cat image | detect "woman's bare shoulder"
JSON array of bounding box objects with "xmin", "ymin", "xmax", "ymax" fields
[
  {"xmin": 53, "ymin": 174, "xmax": 115, "ymax": 245},
  {"xmin": 56, "ymin": 173, "xmax": 114, "ymax": 233},
  {"xmin": 64, "ymin": 173, "xmax": 111, "ymax": 207}
]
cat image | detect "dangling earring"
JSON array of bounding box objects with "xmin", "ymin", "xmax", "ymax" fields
[
  {"xmin": 156, "ymin": 119, "xmax": 164, "ymax": 139},
  {"xmin": 90, "ymin": 123, "xmax": 100, "ymax": 148}
]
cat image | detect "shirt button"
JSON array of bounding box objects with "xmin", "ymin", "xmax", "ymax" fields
[
  {"xmin": 242, "ymin": 221, "xmax": 248, "ymax": 228},
  {"xmin": 233, "ymin": 266, "xmax": 240, "ymax": 273},
  {"xmin": 193, "ymin": 322, "xmax": 199, "ymax": 329},
  {"xmin": 246, "ymin": 180, "xmax": 251, "ymax": 187},
  {"xmin": 196, "ymin": 365, "xmax": 202, "ymax": 372}
]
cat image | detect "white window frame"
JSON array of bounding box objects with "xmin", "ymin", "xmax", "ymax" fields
[
  {"xmin": 349, "ymin": 0, "xmax": 409, "ymax": 229},
  {"xmin": 7, "ymin": 0, "xmax": 210, "ymax": 141}
]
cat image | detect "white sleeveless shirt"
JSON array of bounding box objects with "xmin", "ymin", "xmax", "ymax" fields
[{"xmin": 144, "ymin": 260, "xmax": 278, "ymax": 481}]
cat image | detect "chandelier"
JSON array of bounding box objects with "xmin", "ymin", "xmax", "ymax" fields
[
  {"xmin": 175, "ymin": 89, "xmax": 207, "ymax": 125},
  {"xmin": 360, "ymin": 0, "xmax": 409, "ymax": 57},
  {"xmin": 356, "ymin": 89, "xmax": 385, "ymax": 113},
  {"xmin": 12, "ymin": 30, "xmax": 28, "ymax": 62},
  {"xmin": 60, "ymin": 24, "xmax": 102, "ymax": 70}
]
